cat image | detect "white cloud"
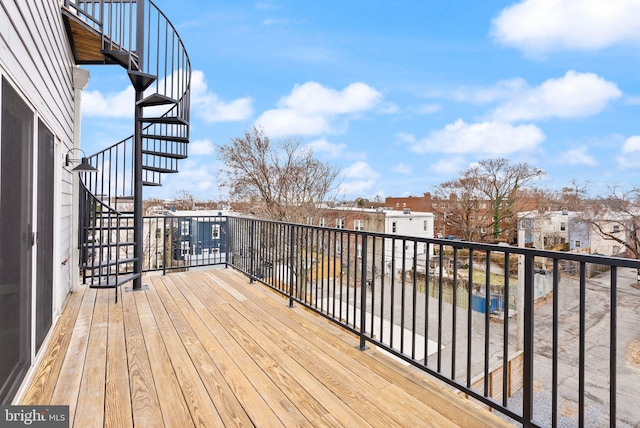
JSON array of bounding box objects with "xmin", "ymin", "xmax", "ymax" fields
[
  {"xmin": 258, "ymin": 109, "xmax": 331, "ymax": 136},
  {"xmin": 160, "ymin": 160, "xmax": 217, "ymax": 196},
  {"xmin": 491, "ymin": 0, "xmax": 640, "ymax": 54},
  {"xmin": 306, "ymin": 138, "xmax": 366, "ymax": 160},
  {"xmin": 429, "ymin": 156, "xmax": 468, "ymax": 175},
  {"xmin": 189, "ymin": 139, "xmax": 215, "ymax": 155},
  {"xmin": 306, "ymin": 138, "xmax": 347, "ymax": 158},
  {"xmin": 256, "ymin": 81, "xmax": 382, "ymax": 136},
  {"xmin": 342, "ymin": 161, "xmax": 380, "ymax": 180},
  {"xmin": 488, "ymin": 71, "xmax": 621, "ymax": 122},
  {"xmin": 281, "ymin": 82, "xmax": 381, "ymax": 115},
  {"xmin": 616, "ymin": 155, "xmax": 638, "ymax": 170},
  {"xmin": 338, "ymin": 161, "xmax": 380, "ymax": 196},
  {"xmin": 83, "ymin": 86, "xmax": 134, "ymax": 118},
  {"xmin": 411, "ymin": 119, "xmax": 545, "ymax": 155},
  {"xmin": 392, "ymin": 163, "xmax": 412, "ymax": 175},
  {"xmin": 559, "ymin": 147, "xmax": 597, "ymax": 166},
  {"xmin": 191, "ymin": 70, "xmax": 253, "ymax": 123},
  {"xmin": 622, "ymin": 135, "xmax": 640, "ymax": 152}
]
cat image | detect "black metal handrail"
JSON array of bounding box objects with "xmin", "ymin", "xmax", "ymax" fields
[{"xmin": 214, "ymin": 215, "xmax": 638, "ymax": 428}]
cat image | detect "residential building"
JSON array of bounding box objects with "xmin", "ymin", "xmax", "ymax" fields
[{"xmin": 518, "ymin": 210, "xmax": 580, "ymax": 250}]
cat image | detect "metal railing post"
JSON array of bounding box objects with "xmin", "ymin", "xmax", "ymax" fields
[
  {"xmin": 162, "ymin": 217, "xmax": 167, "ymax": 276},
  {"xmin": 358, "ymin": 235, "xmax": 368, "ymax": 351},
  {"xmin": 522, "ymin": 254, "xmax": 535, "ymax": 427},
  {"xmin": 288, "ymin": 225, "xmax": 295, "ymax": 308},
  {"xmin": 249, "ymin": 221, "xmax": 255, "ymax": 284}
]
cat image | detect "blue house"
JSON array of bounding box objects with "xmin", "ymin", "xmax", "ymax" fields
[{"xmin": 170, "ymin": 211, "xmax": 229, "ymax": 263}]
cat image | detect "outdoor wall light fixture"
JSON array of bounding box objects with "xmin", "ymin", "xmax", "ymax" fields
[{"xmin": 65, "ymin": 148, "xmax": 98, "ymax": 172}]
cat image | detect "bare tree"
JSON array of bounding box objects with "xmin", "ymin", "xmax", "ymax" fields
[
  {"xmin": 581, "ymin": 186, "xmax": 640, "ymax": 259},
  {"xmin": 433, "ymin": 178, "xmax": 493, "ymax": 242},
  {"xmin": 434, "ymin": 158, "xmax": 544, "ymax": 242},
  {"xmin": 472, "ymin": 158, "xmax": 544, "ymax": 240},
  {"xmin": 218, "ymin": 126, "xmax": 340, "ymax": 222},
  {"xmin": 559, "ymin": 180, "xmax": 589, "ymax": 211}
]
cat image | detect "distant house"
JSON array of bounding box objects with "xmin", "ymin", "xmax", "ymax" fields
[
  {"xmin": 320, "ymin": 206, "xmax": 435, "ymax": 274},
  {"xmin": 168, "ymin": 210, "xmax": 229, "ymax": 263},
  {"xmin": 518, "ymin": 210, "xmax": 580, "ymax": 250},
  {"xmin": 586, "ymin": 214, "xmax": 632, "ymax": 256}
]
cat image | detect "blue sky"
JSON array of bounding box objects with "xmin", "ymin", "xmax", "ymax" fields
[{"xmin": 80, "ymin": 0, "xmax": 640, "ymax": 201}]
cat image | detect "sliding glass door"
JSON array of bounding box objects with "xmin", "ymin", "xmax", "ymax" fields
[{"xmin": 0, "ymin": 78, "xmax": 34, "ymax": 404}]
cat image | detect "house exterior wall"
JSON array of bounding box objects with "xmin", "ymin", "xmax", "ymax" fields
[
  {"xmin": 1, "ymin": 0, "xmax": 78, "ymax": 403},
  {"xmin": 589, "ymin": 219, "xmax": 628, "ymax": 256},
  {"xmin": 383, "ymin": 210, "xmax": 435, "ymax": 266},
  {"xmin": 169, "ymin": 211, "xmax": 230, "ymax": 262},
  {"xmin": 568, "ymin": 219, "xmax": 590, "ymax": 252},
  {"xmin": 518, "ymin": 211, "xmax": 578, "ymax": 250}
]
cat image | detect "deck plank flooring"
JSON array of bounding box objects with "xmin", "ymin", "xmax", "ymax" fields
[{"xmin": 20, "ymin": 268, "xmax": 513, "ymax": 427}]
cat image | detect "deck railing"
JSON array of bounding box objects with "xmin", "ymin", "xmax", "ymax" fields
[{"xmin": 142, "ymin": 214, "xmax": 640, "ymax": 427}]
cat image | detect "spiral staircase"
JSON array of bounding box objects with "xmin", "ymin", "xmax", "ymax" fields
[{"xmin": 62, "ymin": 0, "xmax": 191, "ymax": 300}]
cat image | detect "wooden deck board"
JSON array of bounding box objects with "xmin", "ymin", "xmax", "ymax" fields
[
  {"xmin": 143, "ymin": 277, "xmax": 226, "ymax": 427},
  {"xmin": 157, "ymin": 275, "xmax": 288, "ymax": 427},
  {"xmin": 20, "ymin": 268, "xmax": 514, "ymax": 427},
  {"xmin": 73, "ymin": 288, "xmax": 109, "ymax": 428},
  {"xmin": 20, "ymin": 286, "xmax": 84, "ymax": 405},
  {"xmin": 50, "ymin": 287, "xmax": 97, "ymax": 423},
  {"xmin": 105, "ymin": 291, "xmax": 132, "ymax": 428},
  {"xmin": 206, "ymin": 270, "xmax": 456, "ymax": 428},
  {"xmin": 121, "ymin": 284, "xmax": 164, "ymax": 427},
  {"xmin": 133, "ymin": 289, "xmax": 195, "ymax": 427}
]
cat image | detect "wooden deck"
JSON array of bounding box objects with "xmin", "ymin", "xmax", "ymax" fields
[{"xmin": 20, "ymin": 268, "xmax": 513, "ymax": 427}]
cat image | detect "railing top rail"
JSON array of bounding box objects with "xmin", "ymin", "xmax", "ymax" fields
[{"xmin": 223, "ymin": 215, "xmax": 640, "ymax": 268}]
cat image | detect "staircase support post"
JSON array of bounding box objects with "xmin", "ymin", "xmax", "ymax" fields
[
  {"xmin": 131, "ymin": 0, "xmax": 146, "ymax": 291},
  {"xmin": 132, "ymin": 87, "xmax": 145, "ymax": 291}
]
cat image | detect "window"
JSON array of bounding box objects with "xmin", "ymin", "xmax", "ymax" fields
[
  {"xmin": 423, "ymin": 220, "xmax": 428, "ymax": 231},
  {"xmin": 613, "ymin": 224, "xmax": 620, "ymax": 233},
  {"xmin": 480, "ymin": 226, "xmax": 487, "ymax": 234},
  {"xmin": 392, "ymin": 222, "xmax": 397, "ymax": 233},
  {"xmin": 180, "ymin": 220, "xmax": 190, "ymax": 236},
  {"xmin": 354, "ymin": 220, "xmax": 363, "ymax": 231},
  {"xmin": 180, "ymin": 240, "xmax": 190, "ymax": 255},
  {"xmin": 560, "ymin": 222, "xmax": 566, "ymax": 232},
  {"xmin": 211, "ymin": 224, "xmax": 220, "ymax": 239},
  {"xmin": 336, "ymin": 219, "xmax": 345, "ymax": 229},
  {"xmin": 319, "ymin": 217, "xmax": 326, "ymax": 227},
  {"xmin": 403, "ymin": 202, "xmax": 406, "ymax": 207},
  {"xmin": 395, "ymin": 202, "xmax": 399, "ymax": 207},
  {"xmin": 575, "ymin": 240, "xmax": 581, "ymax": 248}
]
